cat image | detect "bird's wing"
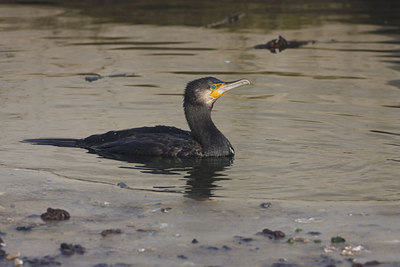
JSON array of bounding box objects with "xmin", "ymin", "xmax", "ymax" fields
[{"xmin": 88, "ymin": 132, "xmax": 203, "ymax": 158}]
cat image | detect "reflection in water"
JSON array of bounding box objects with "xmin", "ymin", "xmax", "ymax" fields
[{"xmin": 97, "ymin": 153, "xmax": 233, "ymax": 200}]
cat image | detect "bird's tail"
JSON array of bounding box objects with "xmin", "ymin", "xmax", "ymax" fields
[{"xmin": 23, "ymin": 138, "xmax": 81, "ymax": 148}]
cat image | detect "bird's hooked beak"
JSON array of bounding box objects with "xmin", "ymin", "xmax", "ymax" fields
[{"xmin": 209, "ymin": 79, "xmax": 250, "ymax": 99}]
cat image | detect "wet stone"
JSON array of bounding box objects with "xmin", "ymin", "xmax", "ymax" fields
[
  {"xmin": 60, "ymin": 243, "xmax": 86, "ymax": 256},
  {"xmin": 117, "ymin": 182, "xmax": 127, "ymax": 188},
  {"xmin": 101, "ymin": 229, "xmax": 122, "ymax": 237},
  {"xmin": 307, "ymin": 231, "xmax": 321, "ymax": 235},
  {"xmin": 259, "ymin": 228, "xmax": 286, "ymax": 239},
  {"xmin": 260, "ymin": 202, "xmax": 271, "ymax": 209},
  {"xmin": 16, "ymin": 225, "xmax": 33, "ymax": 231},
  {"xmin": 41, "ymin": 208, "xmax": 70, "ymax": 221},
  {"xmin": 177, "ymin": 255, "xmax": 188, "ymax": 260},
  {"xmin": 331, "ymin": 236, "xmax": 346, "ymax": 243},
  {"xmin": 160, "ymin": 207, "xmax": 172, "ymax": 213},
  {"xmin": 22, "ymin": 256, "xmax": 61, "ymax": 266}
]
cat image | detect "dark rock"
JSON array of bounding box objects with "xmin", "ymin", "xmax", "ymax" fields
[
  {"xmin": 160, "ymin": 207, "xmax": 172, "ymax": 213},
  {"xmin": 101, "ymin": 229, "xmax": 122, "ymax": 237},
  {"xmin": 331, "ymin": 236, "xmax": 346, "ymax": 243},
  {"xmin": 41, "ymin": 208, "xmax": 70, "ymax": 221},
  {"xmin": 191, "ymin": 238, "xmax": 198, "ymax": 244},
  {"xmin": 22, "ymin": 255, "xmax": 61, "ymax": 266},
  {"xmin": 254, "ymin": 35, "xmax": 315, "ymax": 53},
  {"xmin": 16, "ymin": 225, "xmax": 33, "ymax": 231},
  {"xmin": 260, "ymin": 228, "xmax": 286, "ymax": 239},
  {"xmin": 177, "ymin": 255, "xmax": 188, "ymax": 259},
  {"xmin": 60, "ymin": 243, "xmax": 86, "ymax": 255},
  {"xmin": 117, "ymin": 182, "xmax": 127, "ymax": 188},
  {"xmin": 307, "ymin": 231, "xmax": 321, "ymax": 235},
  {"xmin": 260, "ymin": 202, "xmax": 271, "ymax": 209}
]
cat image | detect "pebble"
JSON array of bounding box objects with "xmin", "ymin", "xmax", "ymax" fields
[
  {"xmin": 260, "ymin": 202, "xmax": 271, "ymax": 209},
  {"xmin": 41, "ymin": 208, "xmax": 70, "ymax": 221},
  {"xmin": 117, "ymin": 182, "xmax": 127, "ymax": 188},
  {"xmin": 14, "ymin": 258, "xmax": 23, "ymax": 266},
  {"xmin": 101, "ymin": 229, "xmax": 122, "ymax": 237}
]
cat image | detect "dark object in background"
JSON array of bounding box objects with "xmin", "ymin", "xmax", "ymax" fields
[
  {"xmin": 254, "ymin": 35, "xmax": 315, "ymax": 53},
  {"xmin": 100, "ymin": 229, "xmax": 122, "ymax": 237},
  {"xmin": 258, "ymin": 228, "xmax": 286, "ymax": 239},
  {"xmin": 41, "ymin": 208, "xmax": 71, "ymax": 221},
  {"xmin": 60, "ymin": 243, "xmax": 86, "ymax": 256},
  {"xmin": 205, "ymin": 12, "xmax": 246, "ymax": 28}
]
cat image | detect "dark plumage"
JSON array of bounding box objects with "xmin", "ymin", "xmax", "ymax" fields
[{"xmin": 24, "ymin": 77, "xmax": 250, "ymax": 158}]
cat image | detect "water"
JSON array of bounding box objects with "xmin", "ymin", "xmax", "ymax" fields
[{"xmin": 1, "ymin": 2, "xmax": 400, "ymax": 266}]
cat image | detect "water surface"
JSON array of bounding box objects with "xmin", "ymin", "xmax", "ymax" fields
[{"xmin": 0, "ymin": 2, "xmax": 400, "ymax": 266}]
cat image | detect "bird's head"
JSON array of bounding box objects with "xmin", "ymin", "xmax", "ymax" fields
[{"xmin": 184, "ymin": 77, "xmax": 250, "ymax": 107}]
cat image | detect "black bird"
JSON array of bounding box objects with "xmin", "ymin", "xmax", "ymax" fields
[{"xmin": 24, "ymin": 77, "xmax": 250, "ymax": 158}]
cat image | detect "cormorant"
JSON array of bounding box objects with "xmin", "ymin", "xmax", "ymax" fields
[{"xmin": 24, "ymin": 77, "xmax": 250, "ymax": 158}]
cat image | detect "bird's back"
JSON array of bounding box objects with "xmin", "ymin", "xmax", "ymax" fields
[{"xmin": 81, "ymin": 125, "xmax": 204, "ymax": 158}]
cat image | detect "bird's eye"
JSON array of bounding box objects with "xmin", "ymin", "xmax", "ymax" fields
[{"xmin": 211, "ymin": 85, "xmax": 217, "ymax": 90}]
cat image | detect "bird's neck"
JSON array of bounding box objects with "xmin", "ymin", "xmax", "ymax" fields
[{"xmin": 184, "ymin": 103, "xmax": 234, "ymax": 157}]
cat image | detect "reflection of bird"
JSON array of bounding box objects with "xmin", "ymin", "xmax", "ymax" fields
[{"xmin": 25, "ymin": 77, "xmax": 250, "ymax": 158}]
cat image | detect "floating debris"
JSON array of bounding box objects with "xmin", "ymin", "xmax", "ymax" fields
[
  {"xmin": 117, "ymin": 182, "xmax": 127, "ymax": 188},
  {"xmin": 91, "ymin": 201, "xmax": 110, "ymax": 207},
  {"xmin": 84, "ymin": 73, "xmax": 136, "ymax": 82},
  {"xmin": 294, "ymin": 217, "xmax": 323, "ymax": 224},
  {"xmin": 234, "ymin": 236, "xmax": 254, "ymax": 244},
  {"xmin": 287, "ymin": 237, "xmax": 310, "ymax": 244},
  {"xmin": 41, "ymin": 208, "xmax": 70, "ymax": 221},
  {"xmin": 205, "ymin": 12, "xmax": 246, "ymax": 28},
  {"xmin": 254, "ymin": 35, "xmax": 315, "ymax": 53},
  {"xmin": 177, "ymin": 255, "xmax": 188, "ymax": 260},
  {"xmin": 331, "ymin": 236, "xmax": 346, "ymax": 243},
  {"xmin": 15, "ymin": 225, "xmax": 33, "ymax": 231},
  {"xmin": 136, "ymin": 228, "xmax": 156, "ymax": 234},
  {"xmin": 22, "ymin": 255, "xmax": 61, "ymax": 266},
  {"xmin": 258, "ymin": 228, "xmax": 286, "ymax": 239},
  {"xmin": 260, "ymin": 202, "xmax": 271, "ymax": 209},
  {"xmin": 324, "ymin": 245, "xmax": 340, "ymax": 253},
  {"xmin": 101, "ymin": 229, "xmax": 122, "ymax": 237},
  {"xmin": 308, "ymin": 231, "xmax": 321, "ymax": 236},
  {"xmin": 341, "ymin": 245, "xmax": 365, "ymax": 256},
  {"xmin": 324, "ymin": 244, "xmax": 366, "ymax": 256},
  {"xmin": 161, "ymin": 207, "xmax": 172, "ymax": 213},
  {"xmin": 60, "ymin": 243, "xmax": 86, "ymax": 256},
  {"xmin": 137, "ymin": 247, "xmax": 154, "ymax": 253}
]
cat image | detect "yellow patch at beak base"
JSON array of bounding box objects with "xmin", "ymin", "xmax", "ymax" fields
[{"xmin": 209, "ymin": 83, "xmax": 225, "ymax": 99}]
